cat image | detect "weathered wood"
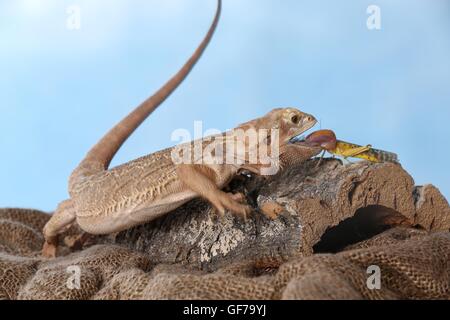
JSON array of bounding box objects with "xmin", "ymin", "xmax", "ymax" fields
[{"xmin": 112, "ymin": 158, "xmax": 450, "ymax": 271}]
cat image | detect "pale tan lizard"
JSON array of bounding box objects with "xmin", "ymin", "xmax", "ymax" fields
[{"xmin": 42, "ymin": 0, "xmax": 332, "ymax": 257}]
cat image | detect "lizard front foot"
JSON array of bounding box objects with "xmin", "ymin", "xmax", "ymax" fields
[{"xmin": 211, "ymin": 192, "xmax": 252, "ymax": 220}]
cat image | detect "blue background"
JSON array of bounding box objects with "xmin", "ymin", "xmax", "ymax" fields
[{"xmin": 1, "ymin": 0, "xmax": 449, "ymax": 211}]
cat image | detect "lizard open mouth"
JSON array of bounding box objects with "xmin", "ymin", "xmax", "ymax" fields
[{"xmin": 290, "ymin": 129, "xmax": 337, "ymax": 150}]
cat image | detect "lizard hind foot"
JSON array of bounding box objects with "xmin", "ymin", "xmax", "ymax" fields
[{"xmin": 42, "ymin": 240, "xmax": 58, "ymax": 258}]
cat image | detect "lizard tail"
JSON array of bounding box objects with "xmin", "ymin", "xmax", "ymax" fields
[{"xmin": 69, "ymin": 0, "xmax": 222, "ymax": 189}]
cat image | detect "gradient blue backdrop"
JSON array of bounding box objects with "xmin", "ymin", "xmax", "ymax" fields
[{"xmin": 1, "ymin": 0, "xmax": 449, "ymax": 211}]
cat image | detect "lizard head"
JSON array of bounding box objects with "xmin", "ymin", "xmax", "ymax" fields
[
  {"xmin": 228, "ymin": 108, "xmax": 317, "ymax": 173},
  {"xmin": 237, "ymin": 107, "xmax": 317, "ymax": 145},
  {"xmin": 273, "ymin": 107, "xmax": 317, "ymax": 143}
]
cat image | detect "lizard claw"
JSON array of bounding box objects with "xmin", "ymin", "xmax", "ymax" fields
[
  {"xmin": 227, "ymin": 192, "xmax": 252, "ymax": 220},
  {"xmin": 211, "ymin": 192, "xmax": 252, "ymax": 221}
]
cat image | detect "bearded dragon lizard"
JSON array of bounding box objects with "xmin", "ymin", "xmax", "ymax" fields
[{"xmin": 42, "ymin": 0, "xmax": 331, "ymax": 257}]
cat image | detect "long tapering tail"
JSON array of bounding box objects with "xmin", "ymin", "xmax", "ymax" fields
[{"xmin": 69, "ymin": 0, "xmax": 222, "ymax": 190}]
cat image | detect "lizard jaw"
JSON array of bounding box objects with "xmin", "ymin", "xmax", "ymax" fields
[{"xmin": 286, "ymin": 118, "xmax": 317, "ymax": 144}]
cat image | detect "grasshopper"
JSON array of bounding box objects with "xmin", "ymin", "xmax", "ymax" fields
[{"xmin": 299, "ymin": 130, "xmax": 399, "ymax": 164}]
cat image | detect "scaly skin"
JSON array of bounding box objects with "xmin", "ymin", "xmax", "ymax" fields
[{"xmin": 42, "ymin": 0, "xmax": 328, "ymax": 257}]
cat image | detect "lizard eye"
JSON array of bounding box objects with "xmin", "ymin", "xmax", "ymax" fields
[{"xmin": 291, "ymin": 115, "xmax": 300, "ymax": 124}]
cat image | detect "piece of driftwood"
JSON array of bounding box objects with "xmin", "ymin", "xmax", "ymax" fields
[{"xmin": 112, "ymin": 158, "xmax": 450, "ymax": 271}]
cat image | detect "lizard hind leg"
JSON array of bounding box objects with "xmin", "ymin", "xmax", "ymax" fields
[{"xmin": 42, "ymin": 199, "xmax": 77, "ymax": 258}]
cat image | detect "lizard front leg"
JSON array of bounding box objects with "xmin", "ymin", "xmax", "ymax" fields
[{"xmin": 176, "ymin": 164, "xmax": 251, "ymax": 219}]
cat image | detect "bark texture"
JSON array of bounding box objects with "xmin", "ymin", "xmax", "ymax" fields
[{"xmin": 112, "ymin": 159, "xmax": 450, "ymax": 271}]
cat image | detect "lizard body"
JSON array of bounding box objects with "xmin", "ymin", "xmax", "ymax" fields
[{"xmin": 42, "ymin": 0, "xmax": 330, "ymax": 257}]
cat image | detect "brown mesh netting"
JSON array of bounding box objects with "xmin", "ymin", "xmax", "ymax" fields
[{"xmin": 0, "ymin": 208, "xmax": 448, "ymax": 300}]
